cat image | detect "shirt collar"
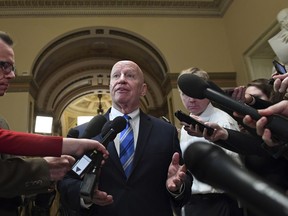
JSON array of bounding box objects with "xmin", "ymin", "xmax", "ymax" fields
[
  {"xmin": 110, "ymin": 107, "xmax": 140, "ymax": 120},
  {"xmin": 198, "ymin": 102, "xmax": 213, "ymax": 121}
]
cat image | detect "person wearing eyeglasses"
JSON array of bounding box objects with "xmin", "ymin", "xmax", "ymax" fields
[{"xmin": 0, "ymin": 31, "xmax": 109, "ymax": 203}]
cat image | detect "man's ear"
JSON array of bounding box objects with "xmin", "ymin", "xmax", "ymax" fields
[{"xmin": 141, "ymin": 83, "xmax": 147, "ymax": 96}]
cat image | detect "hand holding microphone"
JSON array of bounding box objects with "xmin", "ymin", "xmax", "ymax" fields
[
  {"xmin": 177, "ymin": 74, "xmax": 288, "ymax": 155},
  {"xmin": 80, "ymin": 116, "xmax": 126, "ymax": 200},
  {"xmin": 71, "ymin": 115, "xmax": 107, "ymax": 177},
  {"xmin": 184, "ymin": 142, "xmax": 288, "ymax": 216}
]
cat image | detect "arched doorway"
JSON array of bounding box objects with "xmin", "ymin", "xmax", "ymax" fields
[{"xmin": 32, "ymin": 26, "xmax": 170, "ymax": 135}]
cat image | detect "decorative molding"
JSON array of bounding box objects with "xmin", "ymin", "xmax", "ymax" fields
[
  {"xmin": 0, "ymin": 0, "xmax": 233, "ymax": 17},
  {"xmin": 168, "ymin": 71, "xmax": 237, "ymax": 89},
  {"xmin": 8, "ymin": 75, "xmax": 38, "ymax": 98}
]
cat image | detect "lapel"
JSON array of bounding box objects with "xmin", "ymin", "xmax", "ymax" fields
[
  {"xmin": 102, "ymin": 110, "xmax": 124, "ymax": 174},
  {"xmin": 132, "ymin": 111, "xmax": 153, "ymax": 171},
  {"xmin": 103, "ymin": 110, "xmax": 153, "ymax": 179}
]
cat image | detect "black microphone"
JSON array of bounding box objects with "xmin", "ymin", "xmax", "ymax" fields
[
  {"xmin": 177, "ymin": 73, "xmax": 288, "ymax": 143},
  {"xmin": 100, "ymin": 120, "xmax": 113, "ymax": 138},
  {"xmin": 80, "ymin": 116, "xmax": 127, "ymax": 200},
  {"xmin": 71, "ymin": 115, "xmax": 107, "ymax": 177},
  {"xmin": 100, "ymin": 116, "xmax": 127, "ymax": 146},
  {"xmin": 184, "ymin": 142, "xmax": 288, "ymax": 216},
  {"xmin": 67, "ymin": 128, "xmax": 79, "ymax": 138},
  {"xmin": 80, "ymin": 115, "xmax": 107, "ymax": 138}
]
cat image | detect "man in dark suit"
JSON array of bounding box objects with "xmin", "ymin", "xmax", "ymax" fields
[{"xmin": 58, "ymin": 60, "xmax": 192, "ymax": 216}]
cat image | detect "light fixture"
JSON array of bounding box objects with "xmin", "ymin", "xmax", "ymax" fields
[{"xmin": 97, "ymin": 93, "xmax": 104, "ymax": 115}]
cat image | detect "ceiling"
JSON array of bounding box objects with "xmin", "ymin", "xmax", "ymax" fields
[{"xmin": 0, "ymin": 0, "xmax": 233, "ymax": 17}]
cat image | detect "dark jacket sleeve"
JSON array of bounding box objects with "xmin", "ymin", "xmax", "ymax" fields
[
  {"xmin": 57, "ymin": 173, "xmax": 82, "ymax": 216},
  {"xmin": 0, "ymin": 157, "xmax": 51, "ymax": 197},
  {"xmin": 214, "ymin": 129, "xmax": 269, "ymax": 156}
]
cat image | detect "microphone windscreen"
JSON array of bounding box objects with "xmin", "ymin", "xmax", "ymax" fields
[
  {"xmin": 207, "ymin": 80, "xmax": 225, "ymax": 94},
  {"xmin": 177, "ymin": 74, "xmax": 210, "ymax": 99},
  {"xmin": 81, "ymin": 115, "xmax": 107, "ymax": 138},
  {"xmin": 67, "ymin": 128, "xmax": 79, "ymax": 138},
  {"xmin": 110, "ymin": 116, "xmax": 127, "ymax": 133},
  {"xmin": 183, "ymin": 142, "xmax": 227, "ymax": 180},
  {"xmin": 101, "ymin": 120, "xmax": 112, "ymax": 137}
]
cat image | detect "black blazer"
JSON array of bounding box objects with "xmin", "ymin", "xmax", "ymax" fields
[{"xmin": 58, "ymin": 110, "xmax": 192, "ymax": 216}]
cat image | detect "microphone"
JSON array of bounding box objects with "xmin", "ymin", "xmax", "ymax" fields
[
  {"xmin": 80, "ymin": 115, "xmax": 107, "ymax": 138},
  {"xmin": 80, "ymin": 116, "xmax": 127, "ymax": 200},
  {"xmin": 100, "ymin": 120, "xmax": 113, "ymax": 138},
  {"xmin": 177, "ymin": 73, "xmax": 288, "ymax": 143},
  {"xmin": 71, "ymin": 115, "xmax": 107, "ymax": 177},
  {"xmin": 184, "ymin": 142, "xmax": 288, "ymax": 216},
  {"xmin": 100, "ymin": 116, "xmax": 127, "ymax": 146},
  {"xmin": 66, "ymin": 128, "xmax": 79, "ymax": 138}
]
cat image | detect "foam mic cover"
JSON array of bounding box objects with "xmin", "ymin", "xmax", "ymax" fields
[
  {"xmin": 100, "ymin": 116, "xmax": 127, "ymax": 146},
  {"xmin": 67, "ymin": 128, "xmax": 79, "ymax": 138},
  {"xmin": 80, "ymin": 115, "xmax": 107, "ymax": 139},
  {"xmin": 177, "ymin": 73, "xmax": 261, "ymax": 119},
  {"xmin": 184, "ymin": 142, "xmax": 288, "ymax": 216}
]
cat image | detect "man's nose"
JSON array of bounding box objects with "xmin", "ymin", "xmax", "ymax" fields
[{"xmin": 6, "ymin": 72, "xmax": 15, "ymax": 79}]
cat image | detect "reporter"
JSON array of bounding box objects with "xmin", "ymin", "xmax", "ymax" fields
[
  {"xmin": 178, "ymin": 67, "xmax": 243, "ymax": 216},
  {"xmin": 0, "ymin": 30, "xmax": 109, "ymax": 200}
]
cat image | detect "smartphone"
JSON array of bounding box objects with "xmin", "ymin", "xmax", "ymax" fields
[
  {"xmin": 273, "ymin": 60, "xmax": 287, "ymax": 75},
  {"xmin": 174, "ymin": 110, "xmax": 214, "ymax": 136}
]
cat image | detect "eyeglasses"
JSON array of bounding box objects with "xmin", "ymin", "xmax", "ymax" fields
[{"xmin": 0, "ymin": 61, "xmax": 15, "ymax": 74}]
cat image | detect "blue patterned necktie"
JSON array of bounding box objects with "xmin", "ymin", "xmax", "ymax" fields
[{"xmin": 120, "ymin": 115, "xmax": 135, "ymax": 177}]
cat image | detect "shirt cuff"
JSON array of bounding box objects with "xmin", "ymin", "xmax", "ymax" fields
[
  {"xmin": 167, "ymin": 183, "xmax": 185, "ymax": 199},
  {"xmin": 80, "ymin": 198, "xmax": 93, "ymax": 209}
]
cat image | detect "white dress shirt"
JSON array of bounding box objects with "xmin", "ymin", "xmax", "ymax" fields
[
  {"xmin": 180, "ymin": 103, "xmax": 243, "ymax": 194},
  {"xmin": 109, "ymin": 107, "xmax": 140, "ymax": 156}
]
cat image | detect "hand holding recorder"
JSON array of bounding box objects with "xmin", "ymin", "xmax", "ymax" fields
[{"xmin": 175, "ymin": 110, "xmax": 214, "ymax": 136}]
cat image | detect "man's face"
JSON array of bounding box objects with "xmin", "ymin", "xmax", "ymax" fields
[
  {"xmin": 109, "ymin": 61, "xmax": 147, "ymax": 110},
  {"xmin": 0, "ymin": 40, "xmax": 15, "ymax": 96},
  {"xmin": 180, "ymin": 92, "xmax": 210, "ymax": 116}
]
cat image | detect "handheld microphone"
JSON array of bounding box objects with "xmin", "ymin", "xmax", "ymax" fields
[
  {"xmin": 177, "ymin": 73, "xmax": 288, "ymax": 142},
  {"xmin": 184, "ymin": 142, "xmax": 288, "ymax": 216},
  {"xmin": 80, "ymin": 116, "xmax": 127, "ymax": 200},
  {"xmin": 66, "ymin": 128, "xmax": 79, "ymax": 138},
  {"xmin": 80, "ymin": 115, "xmax": 107, "ymax": 139},
  {"xmin": 71, "ymin": 115, "xmax": 107, "ymax": 177}
]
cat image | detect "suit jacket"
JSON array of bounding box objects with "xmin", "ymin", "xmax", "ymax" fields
[
  {"xmin": 58, "ymin": 110, "xmax": 192, "ymax": 216},
  {"xmin": 0, "ymin": 118, "xmax": 58, "ymax": 199},
  {"xmin": 0, "ymin": 157, "xmax": 52, "ymax": 197},
  {"xmin": 0, "ymin": 129, "xmax": 62, "ymax": 157}
]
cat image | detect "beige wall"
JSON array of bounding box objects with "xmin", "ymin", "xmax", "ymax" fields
[
  {"xmin": 0, "ymin": 92, "xmax": 30, "ymax": 132},
  {"xmin": 223, "ymin": 0, "xmax": 287, "ymax": 85},
  {"xmin": 0, "ymin": 1, "xmax": 287, "ymax": 132},
  {"xmin": 0, "ymin": 17, "xmax": 233, "ymax": 75}
]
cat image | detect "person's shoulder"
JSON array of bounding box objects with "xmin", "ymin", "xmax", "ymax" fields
[
  {"xmin": 212, "ymin": 106, "xmax": 234, "ymax": 119},
  {"xmin": 144, "ymin": 114, "xmax": 175, "ymax": 128}
]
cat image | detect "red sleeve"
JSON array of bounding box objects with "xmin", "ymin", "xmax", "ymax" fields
[{"xmin": 0, "ymin": 129, "xmax": 62, "ymax": 156}]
